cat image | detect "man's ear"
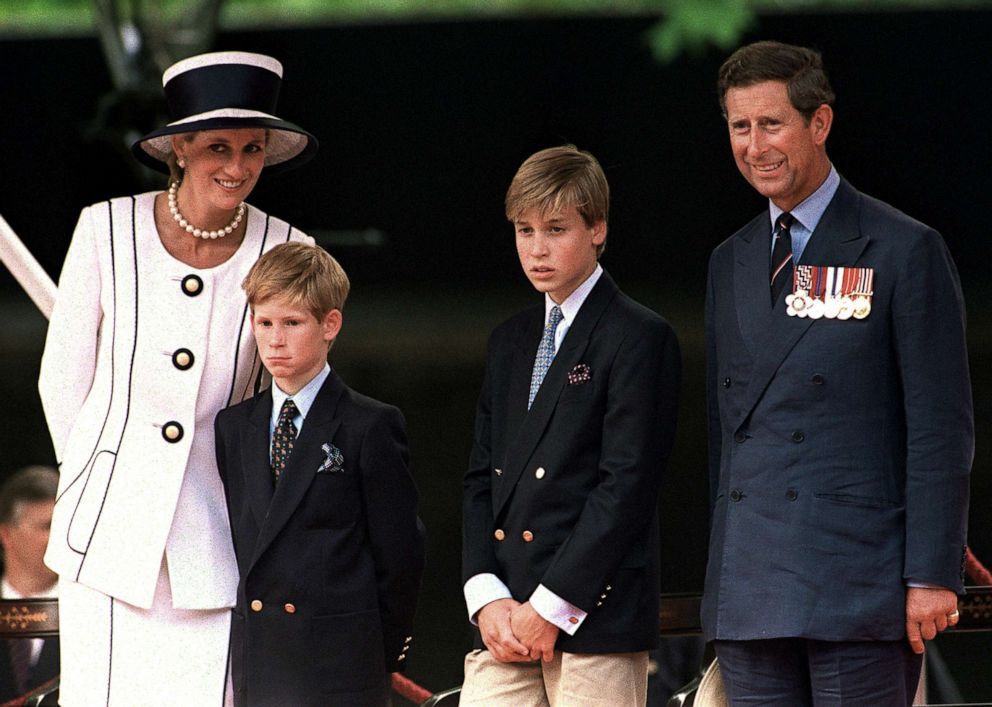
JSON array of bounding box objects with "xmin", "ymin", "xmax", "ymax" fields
[
  {"xmin": 810, "ymin": 103, "xmax": 833, "ymax": 146},
  {"xmin": 323, "ymin": 309, "xmax": 343, "ymax": 342}
]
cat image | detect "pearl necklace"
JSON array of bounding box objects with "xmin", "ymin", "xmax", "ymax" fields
[{"xmin": 168, "ymin": 181, "xmax": 246, "ymax": 239}]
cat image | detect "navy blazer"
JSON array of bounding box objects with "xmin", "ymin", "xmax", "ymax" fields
[
  {"xmin": 463, "ymin": 271, "xmax": 681, "ymax": 654},
  {"xmin": 703, "ymin": 178, "xmax": 973, "ymax": 642},
  {"xmin": 216, "ymin": 371, "xmax": 426, "ymax": 707}
]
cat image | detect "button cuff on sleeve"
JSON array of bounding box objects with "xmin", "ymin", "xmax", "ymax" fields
[
  {"xmin": 530, "ymin": 584, "xmax": 587, "ymax": 636},
  {"xmin": 463, "ymin": 573, "xmax": 513, "ymax": 625}
]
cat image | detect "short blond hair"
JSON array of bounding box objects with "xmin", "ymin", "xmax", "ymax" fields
[
  {"xmin": 243, "ymin": 242, "xmax": 350, "ymax": 320},
  {"xmin": 505, "ymin": 145, "xmax": 609, "ymax": 256}
]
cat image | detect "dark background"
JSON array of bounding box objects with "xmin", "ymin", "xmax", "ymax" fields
[{"xmin": 1, "ymin": 9, "xmax": 990, "ymax": 700}]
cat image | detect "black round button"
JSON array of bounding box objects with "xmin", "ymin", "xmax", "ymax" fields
[
  {"xmin": 729, "ymin": 489, "xmax": 743, "ymax": 502},
  {"xmin": 162, "ymin": 421, "xmax": 184, "ymax": 443},
  {"xmin": 172, "ymin": 348, "xmax": 194, "ymax": 371},
  {"xmin": 181, "ymin": 274, "xmax": 203, "ymax": 297},
  {"xmin": 786, "ymin": 488, "xmax": 798, "ymax": 501},
  {"xmin": 791, "ymin": 430, "xmax": 805, "ymax": 443},
  {"xmin": 723, "ymin": 377, "xmax": 732, "ymax": 389},
  {"xmin": 734, "ymin": 430, "xmax": 747, "ymax": 443},
  {"xmin": 810, "ymin": 374, "xmax": 825, "ymax": 385}
]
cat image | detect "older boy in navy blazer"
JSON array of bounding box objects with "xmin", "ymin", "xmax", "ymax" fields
[
  {"xmin": 215, "ymin": 242, "xmax": 425, "ymax": 707},
  {"xmin": 461, "ymin": 145, "xmax": 681, "ymax": 707}
]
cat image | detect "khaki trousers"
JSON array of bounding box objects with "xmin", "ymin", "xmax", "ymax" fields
[{"xmin": 460, "ymin": 647, "xmax": 648, "ymax": 707}]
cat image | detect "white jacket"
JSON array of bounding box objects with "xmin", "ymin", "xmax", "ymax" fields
[{"xmin": 39, "ymin": 192, "xmax": 312, "ymax": 609}]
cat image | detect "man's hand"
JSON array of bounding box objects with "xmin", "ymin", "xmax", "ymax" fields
[
  {"xmin": 477, "ymin": 598, "xmax": 533, "ymax": 663},
  {"xmin": 906, "ymin": 586, "xmax": 959, "ymax": 654},
  {"xmin": 509, "ymin": 601, "xmax": 560, "ymax": 662}
]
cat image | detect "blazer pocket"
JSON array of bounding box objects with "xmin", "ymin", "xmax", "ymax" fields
[
  {"xmin": 814, "ymin": 492, "xmax": 900, "ymax": 510},
  {"xmin": 67, "ymin": 450, "xmax": 116, "ymax": 553},
  {"xmin": 310, "ymin": 609, "xmax": 386, "ymax": 689},
  {"xmin": 557, "ymin": 381, "xmax": 596, "ymax": 406},
  {"xmin": 306, "ymin": 473, "xmax": 361, "ymax": 529}
]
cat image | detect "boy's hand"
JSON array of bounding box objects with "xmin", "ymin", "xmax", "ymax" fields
[
  {"xmin": 477, "ymin": 598, "xmax": 533, "ymax": 663},
  {"xmin": 510, "ymin": 601, "xmax": 559, "ymax": 662}
]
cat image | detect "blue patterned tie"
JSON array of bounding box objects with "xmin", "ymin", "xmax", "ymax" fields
[
  {"xmin": 271, "ymin": 398, "xmax": 298, "ymax": 484},
  {"xmin": 528, "ymin": 305, "xmax": 564, "ymax": 409}
]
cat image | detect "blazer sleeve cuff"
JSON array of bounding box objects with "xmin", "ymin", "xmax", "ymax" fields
[
  {"xmin": 464, "ymin": 573, "xmax": 512, "ymax": 625},
  {"xmin": 530, "ymin": 584, "xmax": 587, "ymax": 636}
]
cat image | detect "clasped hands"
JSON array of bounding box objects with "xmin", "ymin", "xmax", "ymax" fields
[{"xmin": 478, "ymin": 598, "xmax": 560, "ymax": 663}]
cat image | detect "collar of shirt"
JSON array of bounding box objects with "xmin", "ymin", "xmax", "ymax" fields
[
  {"xmin": 769, "ymin": 164, "xmax": 840, "ymax": 262},
  {"xmin": 1, "ymin": 577, "xmax": 55, "ymax": 600},
  {"xmin": 270, "ymin": 363, "xmax": 331, "ymax": 438},
  {"xmin": 544, "ymin": 264, "xmax": 602, "ymax": 352}
]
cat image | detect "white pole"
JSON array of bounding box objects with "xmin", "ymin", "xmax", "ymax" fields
[{"xmin": 0, "ymin": 212, "xmax": 56, "ymax": 320}]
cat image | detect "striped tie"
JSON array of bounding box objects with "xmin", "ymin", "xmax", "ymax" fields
[{"xmin": 770, "ymin": 212, "xmax": 796, "ymax": 304}]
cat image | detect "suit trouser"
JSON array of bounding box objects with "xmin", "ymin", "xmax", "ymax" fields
[
  {"xmin": 714, "ymin": 638, "xmax": 923, "ymax": 707},
  {"xmin": 460, "ymin": 647, "xmax": 648, "ymax": 707}
]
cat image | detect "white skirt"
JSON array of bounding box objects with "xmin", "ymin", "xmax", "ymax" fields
[{"xmin": 58, "ymin": 560, "xmax": 233, "ymax": 706}]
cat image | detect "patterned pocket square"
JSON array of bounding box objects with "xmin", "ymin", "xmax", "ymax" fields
[
  {"xmin": 567, "ymin": 363, "xmax": 592, "ymax": 385},
  {"xmin": 317, "ymin": 443, "xmax": 345, "ymax": 474}
]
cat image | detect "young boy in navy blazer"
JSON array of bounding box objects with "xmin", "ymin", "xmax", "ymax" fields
[
  {"xmin": 215, "ymin": 242, "xmax": 425, "ymax": 707},
  {"xmin": 460, "ymin": 145, "xmax": 681, "ymax": 707}
]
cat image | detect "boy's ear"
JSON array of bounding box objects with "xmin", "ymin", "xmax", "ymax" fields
[
  {"xmin": 592, "ymin": 220, "xmax": 607, "ymax": 246},
  {"xmin": 322, "ymin": 309, "xmax": 343, "ymax": 343}
]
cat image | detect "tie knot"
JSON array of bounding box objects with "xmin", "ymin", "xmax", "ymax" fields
[
  {"xmin": 775, "ymin": 212, "xmax": 796, "ymax": 232},
  {"xmin": 548, "ymin": 305, "xmax": 564, "ymax": 328},
  {"xmin": 279, "ymin": 398, "xmax": 298, "ymax": 420}
]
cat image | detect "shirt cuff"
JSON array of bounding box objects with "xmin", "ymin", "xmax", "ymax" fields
[
  {"xmin": 530, "ymin": 584, "xmax": 587, "ymax": 636},
  {"xmin": 464, "ymin": 573, "xmax": 512, "ymax": 625},
  {"xmin": 906, "ymin": 579, "xmax": 951, "ymax": 590}
]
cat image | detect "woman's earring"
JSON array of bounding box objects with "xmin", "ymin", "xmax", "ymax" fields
[{"xmin": 178, "ymin": 158, "xmax": 186, "ymax": 169}]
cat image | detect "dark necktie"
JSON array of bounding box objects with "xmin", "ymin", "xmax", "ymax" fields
[
  {"xmin": 770, "ymin": 212, "xmax": 796, "ymax": 304},
  {"xmin": 7, "ymin": 638, "xmax": 31, "ymax": 695},
  {"xmin": 271, "ymin": 398, "xmax": 298, "ymax": 484},
  {"xmin": 528, "ymin": 305, "xmax": 564, "ymax": 409}
]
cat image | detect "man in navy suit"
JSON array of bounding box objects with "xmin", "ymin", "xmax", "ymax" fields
[
  {"xmin": 704, "ymin": 41, "xmax": 972, "ymax": 705},
  {"xmin": 461, "ymin": 145, "xmax": 681, "ymax": 706}
]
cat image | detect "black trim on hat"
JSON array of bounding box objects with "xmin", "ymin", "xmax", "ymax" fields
[{"xmin": 166, "ymin": 64, "xmax": 282, "ymax": 120}]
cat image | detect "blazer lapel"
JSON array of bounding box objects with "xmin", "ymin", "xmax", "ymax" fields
[
  {"xmin": 244, "ymin": 388, "xmax": 276, "ymax": 529},
  {"xmin": 249, "ymin": 373, "xmax": 344, "ymax": 569},
  {"xmin": 495, "ymin": 272, "xmax": 619, "ymax": 517},
  {"xmin": 732, "ymin": 213, "xmax": 776, "ymax": 357},
  {"xmin": 732, "ymin": 179, "xmax": 870, "ymax": 429},
  {"xmin": 504, "ymin": 310, "xmax": 543, "ymax": 447}
]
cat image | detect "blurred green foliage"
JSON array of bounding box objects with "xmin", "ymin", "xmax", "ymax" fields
[{"xmin": 1, "ymin": 0, "xmax": 990, "ymax": 61}]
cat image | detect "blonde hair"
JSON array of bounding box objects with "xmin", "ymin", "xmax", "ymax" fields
[
  {"xmin": 505, "ymin": 145, "xmax": 609, "ymax": 256},
  {"xmin": 243, "ymin": 242, "xmax": 350, "ymax": 321}
]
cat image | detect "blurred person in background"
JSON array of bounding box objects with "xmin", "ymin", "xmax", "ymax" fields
[{"xmin": 0, "ymin": 465, "xmax": 59, "ymax": 702}]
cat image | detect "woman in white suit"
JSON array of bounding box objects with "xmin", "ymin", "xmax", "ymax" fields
[{"xmin": 38, "ymin": 51, "xmax": 317, "ymax": 705}]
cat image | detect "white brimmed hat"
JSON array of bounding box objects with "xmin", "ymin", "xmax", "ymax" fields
[{"xmin": 132, "ymin": 51, "xmax": 318, "ymax": 175}]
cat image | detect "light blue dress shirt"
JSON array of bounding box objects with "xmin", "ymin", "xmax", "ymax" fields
[
  {"xmin": 270, "ymin": 363, "xmax": 331, "ymax": 447},
  {"xmin": 769, "ymin": 165, "xmax": 840, "ymax": 262}
]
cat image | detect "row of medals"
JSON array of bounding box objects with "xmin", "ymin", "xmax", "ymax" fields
[{"xmin": 785, "ymin": 289, "xmax": 872, "ymax": 320}]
